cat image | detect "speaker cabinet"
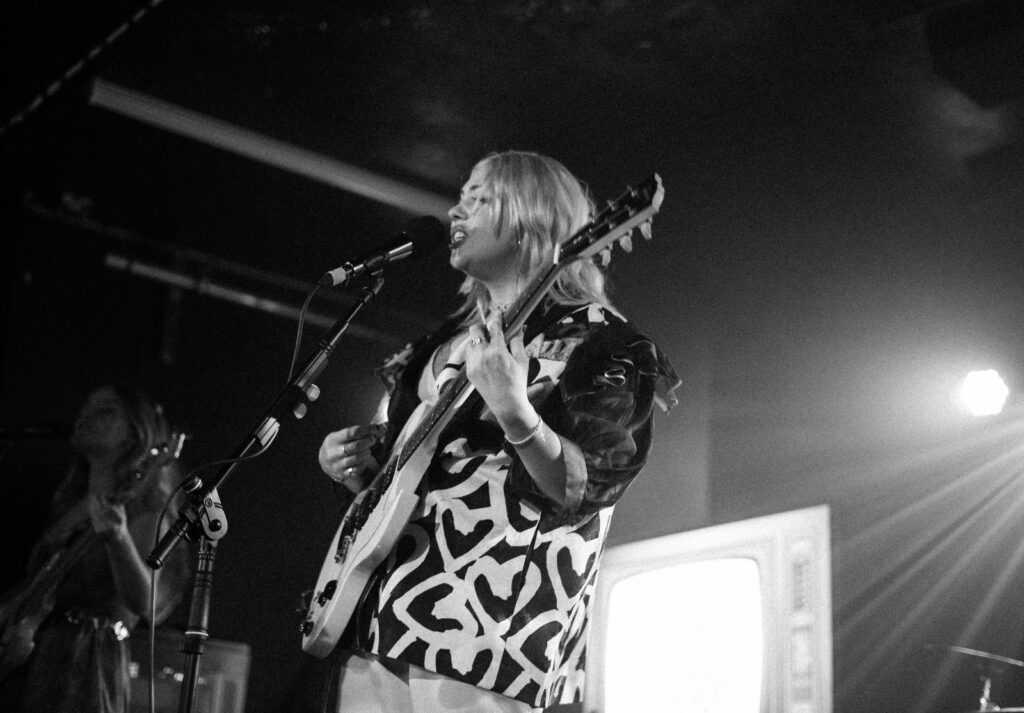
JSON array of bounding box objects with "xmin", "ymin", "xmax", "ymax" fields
[{"xmin": 128, "ymin": 629, "xmax": 251, "ymax": 713}]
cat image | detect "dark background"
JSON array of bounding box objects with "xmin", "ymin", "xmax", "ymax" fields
[{"xmin": 3, "ymin": 1, "xmax": 1024, "ymax": 711}]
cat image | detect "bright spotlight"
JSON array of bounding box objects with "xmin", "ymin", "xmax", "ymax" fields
[{"xmin": 958, "ymin": 369, "xmax": 1009, "ymax": 416}]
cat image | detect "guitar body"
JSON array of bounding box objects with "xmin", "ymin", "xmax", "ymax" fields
[
  {"xmin": 0, "ymin": 542, "xmax": 79, "ymax": 682},
  {"xmin": 300, "ymin": 173, "xmax": 664, "ymax": 658},
  {"xmin": 302, "ymin": 433, "xmax": 436, "ymax": 656},
  {"xmin": 0, "ymin": 589, "xmax": 54, "ymax": 681}
]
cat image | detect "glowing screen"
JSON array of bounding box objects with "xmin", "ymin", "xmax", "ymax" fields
[{"xmin": 603, "ymin": 557, "xmax": 763, "ymax": 713}]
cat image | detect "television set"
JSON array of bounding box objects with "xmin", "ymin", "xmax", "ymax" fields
[{"xmin": 584, "ymin": 505, "xmax": 833, "ymax": 713}]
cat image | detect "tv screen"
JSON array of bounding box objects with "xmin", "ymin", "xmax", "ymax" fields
[{"xmin": 586, "ymin": 505, "xmax": 832, "ymax": 713}]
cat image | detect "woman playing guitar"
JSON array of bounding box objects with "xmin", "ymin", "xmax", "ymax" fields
[
  {"xmin": 315, "ymin": 151, "xmax": 679, "ymax": 712},
  {"xmin": 0, "ymin": 384, "xmax": 190, "ymax": 713}
]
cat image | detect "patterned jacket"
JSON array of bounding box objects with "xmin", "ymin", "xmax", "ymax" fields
[{"xmin": 346, "ymin": 299, "xmax": 678, "ymax": 707}]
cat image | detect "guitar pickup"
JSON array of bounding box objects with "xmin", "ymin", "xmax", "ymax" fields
[
  {"xmin": 316, "ymin": 580, "xmax": 337, "ymax": 606},
  {"xmin": 334, "ymin": 535, "xmax": 353, "ymax": 564}
]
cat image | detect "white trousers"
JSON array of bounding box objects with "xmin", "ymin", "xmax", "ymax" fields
[{"xmin": 336, "ymin": 651, "xmax": 538, "ymax": 713}]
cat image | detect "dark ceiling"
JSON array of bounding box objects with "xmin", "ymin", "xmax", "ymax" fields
[{"xmin": 4, "ymin": 1, "xmax": 1024, "ymax": 712}]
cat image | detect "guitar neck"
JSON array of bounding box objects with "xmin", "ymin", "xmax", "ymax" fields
[
  {"xmin": 396, "ymin": 370, "xmax": 470, "ymax": 471},
  {"xmin": 23, "ymin": 526, "xmax": 97, "ymax": 603}
]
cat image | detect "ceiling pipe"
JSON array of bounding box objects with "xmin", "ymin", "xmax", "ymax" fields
[
  {"xmin": 89, "ymin": 78, "xmax": 452, "ymax": 218},
  {"xmin": 103, "ymin": 253, "xmax": 399, "ymax": 344}
]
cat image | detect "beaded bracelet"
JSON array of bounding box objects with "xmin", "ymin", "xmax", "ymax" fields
[{"xmin": 505, "ymin": 417, "xmax": 543, "ymax": 447}]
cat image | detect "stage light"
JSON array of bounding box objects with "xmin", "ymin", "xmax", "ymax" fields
[{"xmin": 958, "ymin": 369, "xmax": 1009, "ymax": 416}]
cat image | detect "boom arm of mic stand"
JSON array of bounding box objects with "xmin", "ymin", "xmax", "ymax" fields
[{"xmin": 147, "ymin": 275, "xmax": 386, "ymax": 568}]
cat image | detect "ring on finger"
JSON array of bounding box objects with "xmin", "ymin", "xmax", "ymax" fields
[
  {"xmin": 470, "ymin": 336, "xmax": 483, "ymax": 346},
  {"xmin": 344, "ymin": 466, "xmax": 358, "ymax": 477}
]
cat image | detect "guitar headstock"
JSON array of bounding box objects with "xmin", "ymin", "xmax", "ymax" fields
[
  {"xmin": 152, "ymin": 432, "xmax": 186, "ymax": 462},
  {"xmin": 558, "ymin": 173, "xmax": 663, "ymax": 268},
  {"xmin": 108, "ymin": 432, "xmax": 186, "ymax": 505},
  {"xmin": 499, "ymin": 173, "xmax": 665, "ymax": 336}
]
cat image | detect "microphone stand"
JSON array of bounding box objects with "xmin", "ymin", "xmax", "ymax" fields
[
  {"xmin": 146, "ymin": 274, "xmax": 386, "ymax": 713},
  {"xmin": 176, "ymin": 494, "xmax": 225, "ymax": 713}
]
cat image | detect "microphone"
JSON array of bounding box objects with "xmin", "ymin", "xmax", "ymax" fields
[
  {"xmin": 319, "ymin": 215, "xmax": 447, "ymax": 287},
  {"xmin": 0, "ymin": 423, "xmax": 72, "ymax": 439}
]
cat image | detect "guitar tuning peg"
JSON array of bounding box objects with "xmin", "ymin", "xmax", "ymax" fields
[
  {"xmin": 599, "ymin": 248, "xmax": 612, "ymax": 267},
  {"xmin": 640, "ymin": 219, "xmax": 653, "ymax": 241},
  {"xmin": 618, "ymin": 234, "xmax": 633, "ymax": 253}
]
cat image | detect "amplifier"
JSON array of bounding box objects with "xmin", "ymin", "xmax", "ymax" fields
[{"xmin": 128, "ymin": 629, "xmax": 251, "ymax": 713}]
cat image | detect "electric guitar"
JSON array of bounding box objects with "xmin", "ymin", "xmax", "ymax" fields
[
  {"xmin": 300, "ymin": 175, "xmax": 665, "ymax": 656},
  {"xmin": 0, "ymin": 433, "xmax": 185, "ymax": 681}
]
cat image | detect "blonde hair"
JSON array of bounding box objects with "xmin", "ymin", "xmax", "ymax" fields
[{"xmin": 453, "ymin": 150, "xmax": 611, "ymax": 320}]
